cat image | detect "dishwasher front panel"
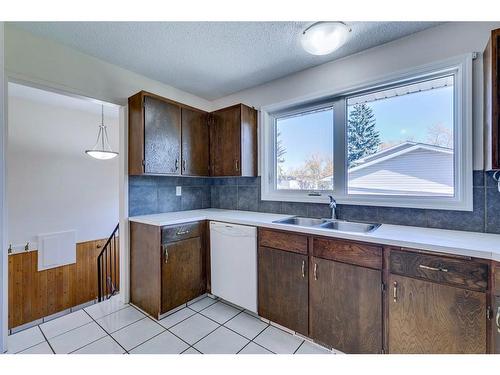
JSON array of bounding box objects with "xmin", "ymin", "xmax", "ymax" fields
[{"xmin": 209, "ymin": 221, "xmax": 257, "ymax": 313}]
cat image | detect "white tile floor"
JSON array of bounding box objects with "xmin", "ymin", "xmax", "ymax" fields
[{"xmin": 7, "ymin": 295, "xmax": 335, "ymax": 354}]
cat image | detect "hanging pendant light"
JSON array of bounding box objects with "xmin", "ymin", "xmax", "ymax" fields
[{"xmin": 85, "ymin": 104, "xmax": 118, "ymax": 160}]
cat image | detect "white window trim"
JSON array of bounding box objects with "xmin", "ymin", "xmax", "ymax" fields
[{"xmin": 260, "ymin": 54, "xmax": 473, "ymax": 211}]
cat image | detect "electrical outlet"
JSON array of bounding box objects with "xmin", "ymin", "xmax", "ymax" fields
[{"xmin": 176, "ymin": 186, "xmax": 182, "ymax": 196}]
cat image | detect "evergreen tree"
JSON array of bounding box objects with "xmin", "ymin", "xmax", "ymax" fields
[{"xmin": 347, "ymin": 104, "xmax": 381, "ymax": 167}]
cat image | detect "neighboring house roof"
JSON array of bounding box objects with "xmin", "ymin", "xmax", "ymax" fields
[
  {"xmin": 348, "ymin": 142, "xmax": 454, "ymax": 196},
  {"xmin": 319, "ymin": 142, "xmax": 454, "ymax": 196},
  {"xmin": 349, "ymin": 142, "xmax": 453, "ymax": 172}
]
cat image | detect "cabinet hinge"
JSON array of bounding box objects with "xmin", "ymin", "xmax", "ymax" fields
[{"xmin": 487, "ymin": 306, "xmax": 492, "ymax": 320}]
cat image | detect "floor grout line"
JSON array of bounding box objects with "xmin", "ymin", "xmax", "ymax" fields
[
  {"xmin": 81, "ymin": 308, "xmax": 129, "ymax": 354},
  {"xmin": 293, "ymin": 340, "xmax": 305, "ymax": 354},
  {"xmin": 13, "ymin": 296, "xmax": 332, "ymax": 355},
  {"xmin": 17, "ymin": 326, "xmax": 55, "ymax": 354}
]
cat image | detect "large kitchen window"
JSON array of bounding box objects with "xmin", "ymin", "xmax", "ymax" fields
[{"xmin": 261, "ymin": 55, "xmax": 472, "ymax": 210}]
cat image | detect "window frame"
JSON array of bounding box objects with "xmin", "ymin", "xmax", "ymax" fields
[{"xmin": 260, "ymin": 54, "xmax": 473, "ymax": 211}]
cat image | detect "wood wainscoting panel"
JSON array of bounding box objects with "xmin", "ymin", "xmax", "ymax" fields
[{"xmin": 8, "ymin": 238, "xmax": 117, "ymax": 329}]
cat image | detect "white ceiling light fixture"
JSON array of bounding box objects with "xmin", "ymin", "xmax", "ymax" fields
[
  {"xmin": 85, "ymin": 104, "xmax": 118, "ymax": 160},
  {"xmin": 301, "ymin": 21, "xmax": 352, "ymax": 55}
]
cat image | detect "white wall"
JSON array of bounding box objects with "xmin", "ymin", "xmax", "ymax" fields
[
  {"xmin": 211, "ymin": 22, "xmax": 500, "ymax": 170},
  {"xmin": 7, "ymin": 94, "xmax": 119, "ymax": 247}
]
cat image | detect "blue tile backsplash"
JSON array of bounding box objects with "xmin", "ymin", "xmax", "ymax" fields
[{"xmin": 129, "ymin": 171, "xmax": 500, "ymax": 234}]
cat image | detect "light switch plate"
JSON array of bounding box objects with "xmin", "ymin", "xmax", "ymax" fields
[{"xmin": 176, "ymin": 186, "xmax": 182, "ymax": 196}]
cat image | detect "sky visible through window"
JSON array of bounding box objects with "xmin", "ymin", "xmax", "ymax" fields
[{"xmin": 277, "ymin": 86, "xmax": 453, "ymax": 172}]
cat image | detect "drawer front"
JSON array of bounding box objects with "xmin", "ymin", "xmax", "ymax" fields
[
  {"xmin": 312, "ymin": 238, "xmax": 382, "ymax": 269},
  {"xmin": 162, "ymin": 221, "xmax": 201, "ymax": 243},
  {"xmin": 259, "ymin": 228, "xmax": 308, "ymax": 255},
  {"xmin": 390, "ymin": 250, "xmax": 488, "ymax": 292}
]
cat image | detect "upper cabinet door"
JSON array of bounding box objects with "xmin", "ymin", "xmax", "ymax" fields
[
  {"xmin": 181, "ymin": 108, "xmax": 209, "ymax": 176},
  {"xmin": 388, "ymin": 274, "xmax": 486, "ymax": 354},
  {"xmin": 144, "ymin": 95, "xmax": 181, "ymax": 175},
  {"xmin": 210, "ymin": 106, "xmax": 241, "ymax": 176},
  {"xmin": 309, "ymin": 257, "xmax": 382, "ymax": 353}
]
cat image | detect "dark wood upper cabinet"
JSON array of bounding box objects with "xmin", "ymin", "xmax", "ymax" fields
[
  {"xmin": 144, "ymin": 95, "xmax": 181, "ymax": 174},
  {"xmin": 258, "ymin": 246, "xmax": 309, "ymax": 336},
  {"xmin": 210, "ymin": 104, "xmax": 257, "ymax": 177},
  {"xmin": 128, "ymin": 91, "xmax": 182, "ymax": 175},
  {"xmin": 129, "ymin": 92, "xmax": 256, "ymax": 177},
  {"xmin": 388, "ymin": 274, "xmax": 486, "ymax": 354},
  {"xmin": 310, "ymin": 257, "xmax": 383, "ymax": 354},
  {"xmin": 484, "ymin": 28, "xmax": 500, "ymax": 170},
  {"xmin": 181, "ymin": 108, "xmax": 209, "ymax": 176}
]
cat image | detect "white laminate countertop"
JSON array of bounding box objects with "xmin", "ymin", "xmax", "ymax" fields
[{"xmin": 129, "ymin": 208, "xmax": 500, "ymax": 262}]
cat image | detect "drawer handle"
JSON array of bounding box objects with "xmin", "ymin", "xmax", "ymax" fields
[
  {"xmin": 496, "ymin": 306, "xmax": 500, "ymax": 333},
  {"xmin": 301, "ymin": 260, "xmax": 305, "ymax": 278},
  {"xmin": 393, "ymin": 281, "xmax": 398, "ymax": 303},
  {"xmin": 313, "ymin": 263, "xmax": 318, "ymax": 281},
  {"xmin": 163, "ymin": 245, "xmax": 169, "ymax": 264},
  {"xmin": 176, "ymin": 230, "xmax": 190, "ymax": 236},
  {"xmin": 419, "ymin": 264, "xmax": 448, "ymax": 272}
]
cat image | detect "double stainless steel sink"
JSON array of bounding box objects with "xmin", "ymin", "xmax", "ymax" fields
[{"xmin": 273, "ymin": 216, "xmax": 380, "ymax": 233}]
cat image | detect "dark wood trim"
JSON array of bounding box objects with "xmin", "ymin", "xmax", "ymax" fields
[{"xmin": 128, "ymin": 92, "xmax": 144, "ymax": 175}]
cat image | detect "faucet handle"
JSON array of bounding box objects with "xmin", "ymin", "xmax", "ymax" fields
[{"xmin": 328, "ymin": 195, "xmax": 336, "ymax": 207}]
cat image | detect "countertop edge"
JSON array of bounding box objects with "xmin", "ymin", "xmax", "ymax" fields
[{"xmin": 129, "ymin": 209, "xmax": 500, "ymax": 262}]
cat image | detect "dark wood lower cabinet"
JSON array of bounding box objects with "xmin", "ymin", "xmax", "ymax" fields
[
  {"xmin": 161, "ymin": 237, "xmax": 205, "ymax": 314},
  {"xmin": 494, "ymin": 295, "xmax": 500, "ymax": 354},
  {"xmin": 258, "ymin": 246, "xmax": 308, "ymax": 336},
  {"xmin": 310, "ymin": 257, "xmax": 383, "ymax": 353},
  {"xmin": 388, "ymin": 274, "xmax": 486, "ymax": 353},
  {"xmin": 130, "ymin": 221, "xmax": 206, "ymax": 319}
]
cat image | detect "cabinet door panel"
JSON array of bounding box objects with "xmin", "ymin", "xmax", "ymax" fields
[
  {"xmin": 258, "ymin": 246, "xmax": 308, "ymax": 335},
  {"xmin": 310, "ymin": 257, "xmax": 382, "ymax": 353},
  {"xmin": 144, "ymin": 96, "xmax": 181, "ymax": 174},
  {"xmin": 494, "ymin": 295, "xmax": 500, "ymax": 354},
  {"xmin": 388, "ymin": 274, "xmax": 486, "ymax": 353},
  {"xmin": 181, "ymin": 108, "xmax": 209, "ymax": 176},
  {"xmin": 210, "ymin": 106, "xmax": 240, "ymax": 176},
  {"xmin": 161, "ymin": 237, "xmax": 205, "ymax": 314}
]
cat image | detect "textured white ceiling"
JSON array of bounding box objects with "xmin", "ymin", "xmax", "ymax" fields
[{"xmin": 12, "ymin": 22, "xmax": 442, "ymax": 100}]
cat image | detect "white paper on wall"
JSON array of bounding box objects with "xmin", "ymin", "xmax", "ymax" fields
[{"xmin": 37, "ymin": 230, "xmax": 76, "ymax": 271}]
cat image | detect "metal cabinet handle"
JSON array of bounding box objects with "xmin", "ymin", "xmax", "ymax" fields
[
  {"xmin": 235, "ymin": 159, "xmax": 239, "ymax": 172},
  {"xmin": 163, "ymin": 245, "xmax": 169, "ymax": 264},
  {"xmin": 313, "ymin": 263, "xmax": 318, "ymax": 281},
  {"xmin": 496, "ymin": 306, "xmax": 500, "ymax": 333},
  {"xmin": 393, "ymin": 281, "xmax": 398, "ymax": 303},
  {"xmin": 174, "ymin": 159, "xmax": 179, "ymax": 171},
  {"xmin": 176, "ymin": 230, "xmax": 190, "ymax": 236},
  {"xmin": 182, "ymin": 159, "xmax": 187, "ymax": 172},
  {"xmin": 301, "ymin": 260, "xmax": 305, "ymax": 278},
  {"xmin": 419, "ymin": 264, "xmax": 448, "ymax": 272}
]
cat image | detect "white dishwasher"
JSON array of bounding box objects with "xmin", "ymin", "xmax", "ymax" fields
[{"xmin": 209, "ymin": 221, "xmax": 257, "ymax": 313}]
